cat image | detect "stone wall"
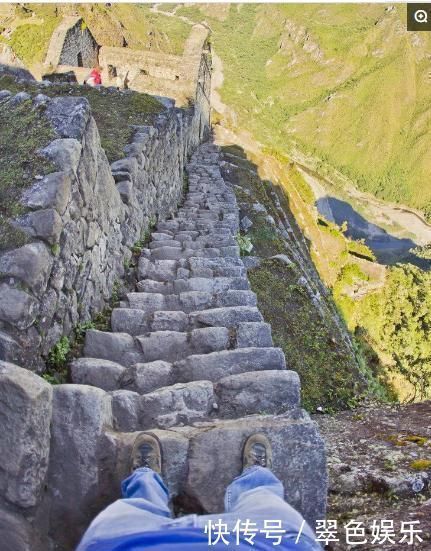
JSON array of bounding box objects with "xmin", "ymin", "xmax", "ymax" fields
[
  {"xmin": 0, "ymin": 88, "xmax": 209, "ymax": 371},
  {"xmin": 45, "ymin": 16, "xmax": 99, "ymax": 68}
]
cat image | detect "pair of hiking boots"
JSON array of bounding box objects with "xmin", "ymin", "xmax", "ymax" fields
[{"xmin": 130, "ymin": 432, "xmax": 273, "ymax": 475}]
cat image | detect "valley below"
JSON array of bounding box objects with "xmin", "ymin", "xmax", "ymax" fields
[{"xmin": 296, "ymin": 160, "xmax": 431, "ymax": 268}]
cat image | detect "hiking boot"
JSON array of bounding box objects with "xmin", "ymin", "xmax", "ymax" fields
[
  {"xmin": 242, "ymin": 433, "xmax": 272, "ymax": 471},
  {"xmin": 130, "ymin": 432, "xmax": 162, "ymax": 474}
]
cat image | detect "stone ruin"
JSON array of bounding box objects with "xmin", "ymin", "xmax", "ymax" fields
[
  {"xmin": 45, "ymin": 16, "xmax": 99, "ymax": 70},
  {"xmin": 45, "ymin": 15, "xmax": 211, "ymax": 108}
]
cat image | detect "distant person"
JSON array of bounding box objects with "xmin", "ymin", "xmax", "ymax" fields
[
  {"xmin": 76, "ymin": 432, "xmax": 321, "ymax": 550},
  {"xmin": 85, "ymin": 66, "xmax": 102, "ymax": 87}
]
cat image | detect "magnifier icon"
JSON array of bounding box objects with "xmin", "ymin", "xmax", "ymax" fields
[{"xmin": 414, "ymin": 9, "xmax": 428, "ymax": 23}]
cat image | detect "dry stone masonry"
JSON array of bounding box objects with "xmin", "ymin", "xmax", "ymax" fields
[
  {"xmin": 45, "ymin": 16, "xmax": 99, "ymax": 69},
  {"xmin": 56, "ymin": 142, "xmax": 324, "ymax": 548},
  {"xmin": 0, "ymin": 91, "xmax": 207, "ymax": 370},
  {"xmin": 0, "ymin": 22, "xmax": 327, "ymax": 548},
  {"xmin": 0, "ymin": 142, "xmax": 326, "ymax": 551}
]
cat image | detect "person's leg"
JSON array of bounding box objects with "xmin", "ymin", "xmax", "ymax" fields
[
  {"xmin": 195, "ymin": 434, "xmax": 318, "ymax": 548},
  {"xmin": 224, "ymin": 465, "xmax": 316, "ymax": 540},
  {"xmin": 77, "ymin": 433, "xmax": 172, "ymax": 550}
]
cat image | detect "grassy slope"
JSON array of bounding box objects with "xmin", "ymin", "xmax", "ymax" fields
[
  {"xmin": 180, "ymin": 4, "xmax": 431, "ymax": 213},
  {"xmin": 0, "ymin": 76, "xmax": 163, "ymax": 163},
  {"xmin": 0, "ymin": 96, "xmax": 55, "ymax": 251},
  {"xmin": 221, "ymin": 145, "xmax": 377, "ymax": 411}
]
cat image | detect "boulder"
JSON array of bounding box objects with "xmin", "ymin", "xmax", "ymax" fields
[
  {"xmin": 215, "ymin": 370, "xmax": 300, "ymax": 417},
  {"xmin": 175, "ymin": 347, "xmax": 286, "ymax": 383},
  {"xmin": 40, "ymin": 138, "xmax": 82, "ymax": 174},
  {"xmin": 48, "ymin": 384, "xmax": 113, "ymax": 549},
  {"xmin": 183, "ymin": 413, "xmax": 327, "ymax": 527},
  {"xmin": 139, "ymin": 381, "xmax": 215, "ymax": 429},
  {"xmin": 0, "ymin": 362, "xmax": 52, "ymax": 508},
  {"xmin": 0, "ymin": 331, "xmax": 23, "ymax": 364},
  {"xmin": 0, "ymin": 284, "xmax": 39, "ymax": 330},
  {"xmin": 13, "ymin": 209, "xmax": 63, "ymax": 245},
  {"xmin": 0, "ymin": 507, "xmax": 34, "ymax": 551},
  {"xmin": 84, "ymin": 330, "xmax": 141, "ymax": 366},
  {"xmin": 70, "ymin": 357, "xmax": 126, "ymax": 391},
  {"xmin": 46, "ymin": 96, "xmax": 91, "ymax": 140},
  {"xmin": 235, "ymin": 322, "xmax": 273, "ymax": 348},
  {"xmin": 0, "ymin": 242, "xmax": 53, "ymax": 294},
  {"xmin": 121, "ymin": 360, "xmax": 175, "ymax": 394},
  {"xmin": 21, "ymin": 172, "xmax": 71, "ymax": 215},
  {"xmin": 110, "ymin": 390, "xmax": 141, "ymax": 432}
]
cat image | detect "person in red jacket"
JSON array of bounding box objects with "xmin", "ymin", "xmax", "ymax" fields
[
  {"xmin": 85, "ymin": 66, "xmax": 102, "ymax": 87},
  {"xmin": 77, "ymin": 432, "xmax": 321, "ymax": 551}
]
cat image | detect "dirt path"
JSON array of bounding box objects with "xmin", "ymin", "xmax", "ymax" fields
[{"xmin": 150, "ymin": 4, "xmax": 195, "ymax": 26}]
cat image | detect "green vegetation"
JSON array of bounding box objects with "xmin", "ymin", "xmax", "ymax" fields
[
  {"xmin": 236, "ymin": 233, "xmax": 253, "ymax": 255},
  {"xmin": 410, "ymin": 459, "xmax": 431, "ymax": 471},
  {"xmin": 179, "ymin": 4, "xmax": 431, "ymax": 215},
  {"xmin": 0, "ymin": 97, "xmax": 55, "ymax": 251},
  {"xmin": 9, "ymin": 17, "xmax": 58, "ymax": 65},
  {"xmin": 67, "ymin": 86, "xmax": 163, "ymax": 162},
  {"xmin": 354, "ymin": 265, "xmax": 431, "ymax": 400},
  {"xmin": 47, "ymin": 336, "xmax": 70, "ymax": 370},
  {"xmin": 0, "ymin": 76, "xmax": 163, "ymax": 163},
  {"xmin": 249, "ymin": 258, "xmax": 365, "ymax": 411}
]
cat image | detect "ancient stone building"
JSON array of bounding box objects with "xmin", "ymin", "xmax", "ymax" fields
[{"xmin": 45, "ymin": 16, "xmax": 99, "ymax": 68}]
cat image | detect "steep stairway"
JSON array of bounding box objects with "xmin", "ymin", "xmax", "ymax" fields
[{"xmin": 66, "ymin": 142, "xmax": 326, "ymax": 539}]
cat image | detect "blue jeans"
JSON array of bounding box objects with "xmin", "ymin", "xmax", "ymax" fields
[{"xmin": 77, "ymin": 466, "xmax": 320, "ymax": 550}]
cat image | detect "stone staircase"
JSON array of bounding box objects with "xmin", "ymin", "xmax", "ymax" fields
[{"xmin": 62, "ymin": 142, "xmax": 326, "ymax": 544}]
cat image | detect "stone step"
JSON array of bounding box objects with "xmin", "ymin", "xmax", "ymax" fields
[
  {"xmin": 126, "ymin": 290, "xmax": 257, "ymax": 313},
  {"xmin": 137, "ymin": 277, "xmax": 249, "ymax": 295},
  {"xmin": 111, "ymin": 369, "xmax": 299, "ymax": 432},
  {"xmin": 157, "ymin": 220, "xmax": 237, "ymax": 234},
  {"xmin": 138, "ymin": 257, "xmax": 245, "ymax": 281},
  {"xmin": 148, "ymin": 240, "xmax": 182, "ymax": 249},
  {"xmin": 111, "ymin": 306, "xmax": 264, "ymax": 335},
  {"xmin": 70, "ymin": 358, "xmax": 126, "ymax": 391},
  {"xmin": 214, "ymin": 370, "xmax": 300, "ymax": 418},
  {"xmin": 111, "ymin": 381, "xmax": 216, "ymax": 431},
  {"xmin": 139, "ymin": 380, "xmax": 215, "ymax": 429},
  {"xmin": 135, "ymin": 327, "xmax": 231, "ymax": 363},
  {"xmin": 173, "ymin": 276, "xmax": 249, "ymax": 294},
  {"xmin": 102, "ymin": 412, "xmax": 326, "ymax": 528},
  {"xmin": 83, "ymin": 330, "xmax": 143, "ymax": 367},
  {"xmin": 189, "ymin": 306, "xmax": 264, "ymax": 328},
  {"xmin": 175, "ymin": 347, "xmax": 286, "ymax": 383},
  {"xmin": 149, "ymin": 246, "xmax": 240, "ymax": 261},
  {"xmin": 136, "ymin": 280, "xmax": 174, "ymax": 294}
]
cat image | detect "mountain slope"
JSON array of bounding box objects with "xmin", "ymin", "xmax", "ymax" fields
[{"xmin": 179, "ymin": 3, "xmax": 431, "ymax": 214}]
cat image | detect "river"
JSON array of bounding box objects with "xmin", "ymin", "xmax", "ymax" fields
[{"xmin": 297, "ymin": 165, "xmax": 431, "ymax": 267}]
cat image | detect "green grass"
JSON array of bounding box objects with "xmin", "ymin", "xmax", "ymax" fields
[
  {"xmin": 191, "ymin": 3, "xmax": 431, "ymax": 214},
  {"xmin": 0, "ymin": 97, "xmax": 56, "ymax": 251},
  {"xmin": 249, "ymin": 258, "xmax": 365, "ymax": 411},
  {"xmin": 9, "ymin": 17, "xmax": 58, "ymax": 65},
  {"xmin": 0, "ymin": 76, "xmax": 164, "ymax": 163}
]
